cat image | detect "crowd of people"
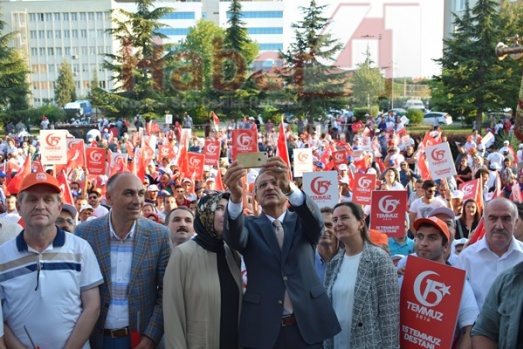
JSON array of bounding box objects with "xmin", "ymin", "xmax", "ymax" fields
[{"xmin": 0, "ymin": 110, "xmax": 521, "ymax": 348}]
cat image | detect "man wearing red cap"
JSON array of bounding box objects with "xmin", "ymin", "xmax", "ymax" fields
[
  {"xmin": 402, "ymin": 217, "xmax": 479, "ymax": 349},
  {"xmin": 0, "ymin": 172, "xmax": 103, "ymax": 348}
]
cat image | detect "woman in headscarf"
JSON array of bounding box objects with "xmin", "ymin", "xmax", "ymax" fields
[{"xmin": 163, "ymin": 192, "xmax": 242, "ymax": 349}]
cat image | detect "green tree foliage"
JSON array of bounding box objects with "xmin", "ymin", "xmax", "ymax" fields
[
  {"xmin": 0, "ymin": 11, "xmax": 30, "ymax": 116},
  {"xmin": 55, "ymin": 60, "xmax": 77, "ymax": 107},
  {"xmin": 432, "ymin": 0, "xmax": 512, "ymax": 131},
  {"xmin": 406, "ymin": 108, "xmax": 424, "ymax": 124},
  {"xmin": 102, "ymin": 0, "xmax": 174, "ymax": 120},
  {"xmin": 351, "ymin": 49, "xmax": 385, "ymax": 107},
  {"xmin": 279, "ymin": 0, "xmax": 348, "ymax": 118}
]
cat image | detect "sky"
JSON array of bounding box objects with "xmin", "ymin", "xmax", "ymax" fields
[{"xmin": 282, "ymin": 0, "xmax": 445, "ymax": 78}]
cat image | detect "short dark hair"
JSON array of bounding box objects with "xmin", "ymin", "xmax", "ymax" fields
[
  {"xmin": 422, "ymin": 180, "xmax": 437, "ymax": 189},
  {"xmin": 320, "ymin": 207, "xmax": 333, "ymax": 214},
  {"xmin": 332, "ymin": 202, "xmax": 371, "ymax": 244},
  {"xmin": 164, "ymin": 206, "xmax": 194, "ymax": 226}
]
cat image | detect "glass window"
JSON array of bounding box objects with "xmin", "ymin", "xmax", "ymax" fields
[
  {"xmin": 30, "ymin": 30, "xmax": 37, "ymax": 39},
  {"xmin": 45, "ymin": 13, "xmax": 52, "ymax": 21},
  {"xmin": 56, "ymin": 47, "xmax": 62, "ymax": 56},
  {"xmin": 64, "ymin": 30, "xmax": 70, "ymax": 39},
  {"xmin": 81, "ymin": 46, "xmax": 88, "ymax": 55},
  {"xmin": 97, "ymin": 29, "xmax": 104, "ymax": 38},
  {"xmin": 88, "ymin": 29, "xmax": 95, "ymax": 38},
  {"xmin": 247, "ymin": 27, "xmax": 283, "ymax": 35},
  {"xmin": 97, "ymin": 46, "xmax": 104, "ymax": 54},
  {"xmin": 72, "ymin": 47, "xmax": 78, "ymax": 55},
  {"xmin": 73, "ymin": 64, "xmax": 79, "ymax": 72},
  {"xmin": 82, "ymin": 64, "xmax": 88, "ymax": 72},
  {"xmin": 89, "ymin": 47, "xmax": 96, "ymax": 55},
  {"xmin": 38, "ymin": 30, "xmax": 44, "ymax": 39},
  {"xmin": 31, "ymin": 48, "xmax": 37, "ymax": 55},
  {"xmin": 39, "ymin": 48, "xmax": 45, "ymax": 55},
  {"xmin": 100, "ymin": 81, "xmax": 106, "ymax": 89},
  {"xmin": 226, "ymin": 11, "xmax": 283, "ymax": 19},
  {"xmin": 81, "ymin": 29, "xmax": 87, "ymax": 38},
  {"xmin": 75, "ymin": 81, "xmax": 80, "ymax": 89},
  {"xmin": 88, "ymin": 12, "xmax": 94, "ymax": 21},
  {"xmin": 40, "ymin": 64, "xmax": 46, "ymax": 72},
  {"xmin": 49, "ymin": 64, "xmax": 55, "ymax": 73},
  {"xmin": 71, "ymin": 13, "xmax": 77, "ymax": 21},
  {"xmin": 259, "ymin": 43, "xmax": 283, "ymax": 51},
  {"xmin": 47, "ymin": 30, "xmax": 53, "ymax": 39},
  {"xmin": 65, "ymin": 47, "xmax": 71, "ymax": 55},
  {"xmin": 157, "ymin": 28, "xmax": 189, "ymax": 36},
  {"xmin": 29, "ymin": 13, "xmax": 36, "ymax": 22},
  {"xmin": 161, "ymin": 12, "xmax": 195, "ymax": 20},
  {"xmin": 47, "ymin": 48, "xmax": 54, "ymax": 55},
  {"xmin": 55, "ymin": 30, "xmax": 61, "ymax": 39},
  {"xmin": 39, "ymin": 13, "xmax": 44, "ymax": 22},
  {"xmin": 83, "ymin": 81, "xmax": 90, "ymax": 88},
  {"xmin": 54, "ymin": 13, "xmax": 60, "ymax": 21},
  {"xmin": 96, "ymin": 12, "xmax": 103, "ymax": 21},
  {"xmin": 32, "ymin": 65, "xmax": 38, "ymax": 73},
  {"xmin": 72, "ymin": 30, "xmax": 78, "ymax": 38},
  {"xmin": 63, "ymin": 13, "xmax": 69, "ymax": 21},
  {"xmin": 80, "ymin": 13, "xmax": 86, "ymax": 21}
]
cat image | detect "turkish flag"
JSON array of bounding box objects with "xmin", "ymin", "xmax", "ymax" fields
[
  {"xmin": 6, "ymin": 155, "xmax": 31, "ymax": 195},
  {"xmin": 351, "ymin": 120, "xmax": 364, "ymax": 132},
  {"xmin": 468, "ymin": 217, "xmax": 485, "ymax": 244},
  {"xmin": 215, "ymin": 169, "xmax": 225, "ymax": 191},
  {"xmin": 417, "ymin": 152, "xmax": 431, "ymax": 179},
  {"xmin": 56, "ymin": 170, "xmax": 74, "ymax": 205},
  {"xmin": 187, "ymin": 153, "xmax": 205, "ymax": 181},
  {"xmin": 212, "ymin": 111, "xmax": 220, "ymax": 129}
]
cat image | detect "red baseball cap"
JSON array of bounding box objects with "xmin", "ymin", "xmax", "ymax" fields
[
  {"xmin": 19, "ymin": 172, "xmax": 61, "ymax": 193},
  {"xmin": 413, "ymin": 216, "xmax": 450, "ymax": 240}
]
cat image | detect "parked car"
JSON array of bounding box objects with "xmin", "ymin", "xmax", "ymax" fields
[
  {"xmin": 422, "ymin": 112, "xmax": 453, "ymax": 126},
  {"xmin": 386, "ymin": 108, "xmax": 407, "ymax": 116}
]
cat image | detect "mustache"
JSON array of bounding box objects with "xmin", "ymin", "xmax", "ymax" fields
[{"xmin": 176, "ymin": 227, "xmax": 189, "ymax": 233}]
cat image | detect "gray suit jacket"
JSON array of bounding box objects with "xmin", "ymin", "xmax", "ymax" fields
[
  {"xmin": 223, "ymin": 192, "xmax": 341, "ymax": 349},
  {"xmin": 323, "ymin": 242, "xmax": 400, "ymax": 349},
  {"xmin": 76, "ymin": 214, "xmax": 172, "ymax": 348}
]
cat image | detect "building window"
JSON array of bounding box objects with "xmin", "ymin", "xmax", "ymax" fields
[
  {"xmin": 72, "ymin": 30, "xmax": 78, "ymax": 38},
  {"xmin": 32, "ymin": 65, "xmax": 38, "ymax": 73},
  {"xmin": 258, "ymin": 43, "xmax": 283, "ymax": 51},
  {"xmin": 55, "ymin": 30, "xmax": 61, "ymax": 39},
  {"xmin": 97, "ymin": 29, "xmax": 104, "ymax": 38},
  {"xmin": 64, "ymin": 30, "xmax": 70, "ymax": 39},
  {"xmin": 71, "ymin": 13, "xmax": 77, "ymax": 21},
  {"xmin": 45, "ymin": 13, "xmax": 52, "ymax": 21},
  {"xmin": 39, "ymin": 64, "xmax": 46, "ymax": 73},
  {"xmin": 31, "ymin": 48, "xmax": 37, "ymax": 56},
  {"xmin": 47, "ymin": 48, "xmax": 54, "ymax": 55},
  {"xmin": 81, "ymin": 29, "xmax": 87, "ymax": 38},
  {"xmin": 33, "ymin": 82, "xmax": 39, "ymax": 90},
  {"xmin": 81, "ymin": 46, "xmax": 88, "ymax": 55},
  {"xmin": 82, "ymin": 64, "xmax": 88, "ymax": 72},
  {"xmin": 38, "ymin": 30, "xmax": 44, "ymax": 39},
  {"xmin": 38, "ymin": 13, "xmax": 44, "ymax": 22},
  {"xmin": 247, "ymin": 27, "xmax": 283, "ymax": 35},
  {"xmin": 106, "ymin": 46, "xmax": 111, "ymax": 53},
  {"xmin": 80, "ymin": 13, "xmax": 86, "ymax": 21},
  {"xmin": 455, "ymin": 0, "xmax": 465, "ymax": 11},
  {"xmin": 161, "ymin": 12, "xmax": 195, "ymax": 20},
  {"xmin": 49, "ymin": 64, "xmax": 55, "ymax": 73},
  {"xmin": 96, "ymin": 12, "xmax": 103, "ymax": 21},
  {"xmin": 54, "ymin": 13, "xmax": 60, "ymax": 21},
  {"xmin": 75, "ymin": 81, "xmax": 80, "ymax": 89},
  {"xmin": 100, "ymin": 81, "xmax": 106, "ymax": 89},
  {"xmin": 88, "ymin": 30, "xmax": 95, "ymax": 38},
  {"xmin": 29, "ymin": 13, "xmax": 36, "ymax": 22},
  {"xmin": 72, "ymin": 47, "xmax": 78, "ymax": 55},
  {"xmin": 65, "ymin": 47, "xmax": 71, "ymax": 55},
  {"xmin": 83, "ymin": 81, "xmax": 90, "ymax": 88},
  {"xmin": 30, "ymin": 30, "xmax": 37, "ymax": 39},
  {"xmin": 56, "ymin": 47, "xmax": 62, "ymax": 56},
  {"xmin": 227, "ymin": 11, "xmax": 283, "ymax": 19},
  {"xmin": 73, "ymin": 64, "xmax": 79, "ymax": 73},
  {"xmin": 97, "ymin": 46, "xmax": 104, "ymax": 54},
  {"xmin": 89, "ymin": 47, "xmax": 96, "ymax": 55},
  {"xmin": 63, "ymin": 13, "xmax": 69, "ymax": 21},
  {"xmin": 88, "ymin": 12, "xmax": 94, "ymax": 21},
  {"xmin": 157, "ymin": 28, "xmax": 189, "ymax": 36},
  {"xmin": 47, "ymin": 30, "xmax": 53, "ymax": 39},
  {"xmin": 39, "ymin": 48, "xmax": 45, "ymax": 55}
]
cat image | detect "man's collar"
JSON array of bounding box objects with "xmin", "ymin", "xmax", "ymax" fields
[{"xmin": 16, "ymin": 227, "xmax": 65, "ymax": 251}]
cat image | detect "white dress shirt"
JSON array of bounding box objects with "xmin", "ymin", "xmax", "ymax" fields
[{"xmin": 454, "ymin": 237, "xmax": 523, "ymax": 309}]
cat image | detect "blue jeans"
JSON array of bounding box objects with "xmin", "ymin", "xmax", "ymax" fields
[{"xmin": 103, "ymin": 335, "xmax": 130, "ymax": 349}]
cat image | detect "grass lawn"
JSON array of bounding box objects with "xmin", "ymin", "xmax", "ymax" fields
[{"xmin": 407, "ymin": 123, "xmax": 473, "ymax": 135}]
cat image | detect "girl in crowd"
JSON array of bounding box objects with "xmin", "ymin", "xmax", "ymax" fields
[
  {"xmin": 381, "ymin": 167, "xmax": 404, "ymax": 191},
  {"xmin": 324, "ymin": 202, "xmax": 399, "ymax": 349},
  {"xmin": 163, "ymin": 192, "xmax": 242, "ymax": 349},
  {"xmin": 456, "ymin": 199, "xmax": 481, "ymax": 239}
]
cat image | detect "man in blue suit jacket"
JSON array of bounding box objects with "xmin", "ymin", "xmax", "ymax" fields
[
  {"xmin": 76, "ymin": 172, "xmax": 172, "ymax": 349},
  {"xmin": 223, "ymin": 156, "xmax": 341, "ymax": 349}
]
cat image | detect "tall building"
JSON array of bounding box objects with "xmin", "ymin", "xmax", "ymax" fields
[{"xmin": 0, "ymin": 0, "xmax": 285, "ymax": 107}]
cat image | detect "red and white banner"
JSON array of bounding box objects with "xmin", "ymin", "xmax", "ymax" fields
[
  {"xmin": 203, "ymin": 140, "xmax": 221, "ymax": 166},
  {"xmin": 352, "ymin": 173, "xmax": 377, "ymax": 206},
  {"xmin": 109, "ymin": 151, "xmax": 128, "ymax": 174},
  {"xmin": 302, "ymin": 171, "xmax": 339, "ymax": 208},
  {"xmin": 401, "ymin": 256, "xmax": 465, "ymax": 349},
  {"xmin": 231, "ymin": 129, "xmax": 258, "ymax": 161},
  {"xmin": 187, "ymin": 153, "xmax": 205, "ymax": 181},
  {"xmin": 369, "ymin": 190, "xmax": 407, "ymax": 237},
  {"xmin": 158, "ymin": 144, "xmax": 175, "ymax": 160},
  {"xmin": 86, "ymin": 148, "xmax": 107, "ymax": 175},
  {"xmin": 39, "ymin": 130, "xmax": 68, "ymax": 165},
  {"xmin": 332, "ymin": 150, "xmax": 347, "ymax": 168},
  {"xmin": 426, "ymin": 142, "xmax": 456, "ymax": 180},
  {"xmin": 293, "ymin": 148, "xmax": 313, "ymax": 177},
  {"xmin": 459, "ymin": 179, "xmax": 480, "ymax": 203},
  {"xmin": 67, "ymin": 138, "xmax": 84, "ymax": 150}
]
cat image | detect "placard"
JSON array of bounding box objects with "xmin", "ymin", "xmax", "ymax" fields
[
  {"xmin": 332, "ymin": 150, "xmax": 346, "ymax": 167},
  {"xmin": 165, "ymin": 114, "xmax": 173, "ymax": 124},
  {"xmin": 231, "ymin": 129, "xmax": 258, "ymax": 161},
  {"xmin": 86, "ymin": 148, "xmax": 107, "ymax": 175},
  {"xmin": 293, "ymin": 148, "xmax": 313, "ymax": 177},
  {"xmin": 302, "ymin": 171, "xmax": 338, "ymax": 209},
  {"xmin": 352, "ymin": 173, "xmax": 376, "ymax": 206},
  {"xmin": 203, "ymin": 140, "xmax": 221, "ymax": 166},
  {"xmin": 369, "ymin": 190, "xmax": 407, "ymax": 237},
  {"xmin": 426, "ymin": 142, "xmax": 456, "ymax": 180},
  {"xmin": 401, "ymin": 256, "xmax": 465, "ymax": 349},
  {"xmin": 39, "ymin": 130, "xmax": 68, "ymax": 165}
]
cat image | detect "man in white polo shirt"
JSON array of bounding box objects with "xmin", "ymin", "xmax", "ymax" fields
[{"xmin": 0, "ymin": 172, "xmax": 103, "ymax": 348}]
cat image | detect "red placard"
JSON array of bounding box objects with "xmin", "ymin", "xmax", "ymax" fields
[
  {"xmin": 231, "ymin": 129, "xmax": 258, "ymax": 161},
  {"xmin": 459, "ymin": 179, "xmax": 479, "ymax": 202},
  {"xmin": 187, "ymin": 153, "xmax": 205, "ymax": 181},
  {"xmin": 158, "ymin": 144, "xmax": 175, "ymax": 160},
  {"xmin": 86, "ymin": 148, "xmax": 107, "ymax": 175},
  {"xmin": 352, "ymin": 173, "xmax": 376, "ymax": 206},
  {"xmin": 203, "ymin": 140, "xmax": 221, "ymax": 166},
  {"xmin": 401, "ymin": 256, "xmax": 465, "ymax": 349},
  {"xmin": 369, "ymin": 190, "xmax": 407, "ymax": 237},
  {"xmin": 332, "ymin": 150, "xmax": 346, "ymax": 167}
]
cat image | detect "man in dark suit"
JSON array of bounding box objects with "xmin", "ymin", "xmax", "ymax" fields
[
  {"xmin": 223, "ymin": 156, "xmax": 341, "ymax": 349},
  {"xmin": 76, "ymin": 172, "xmax": 172, "ymax": 349}
]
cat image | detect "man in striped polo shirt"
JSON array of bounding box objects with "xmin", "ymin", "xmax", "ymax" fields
[{"xmin": 0, "ymin": 172, "xmax": 103, "ymax": 348}]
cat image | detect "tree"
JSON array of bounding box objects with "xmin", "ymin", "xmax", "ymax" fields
[
  {"xmin": 350, "ymin": 49, "xmax": 385, "ymax": 107},
  {"xmin": 279, "ymin": 0, "xmax": 348, "ymax": 118},
  {"xmin": 55, "ymin": 60, "xmax": 76, "ymax": 107},
  {"xmin": 102, "ymin": 0, "xmax": 174, "ymax": 119},
  {"xmin": 0, "ymin": 9, "xmax": 30, "ymax": 115},
  {"xmin": 432, "ymin": 0, "xmax": 510, "ymax": 131}
]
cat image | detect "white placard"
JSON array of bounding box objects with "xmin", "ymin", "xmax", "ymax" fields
[
  {"xmin": 165, "ymin": 114, "xmax": 173, "ymax": 124},
  {"xmin": 40, "ymin": 130, "xmax": 68, "ymax": 165},
  {"xmin": 302, "ymin": 171, "xmax": 339, "ymax": 208},
  {"xmin": 426, "ymin": 142, "xmax": 456, "ymax": 180},
  {"xmin": 293, "ymin": 148, "xmax": 313, "ymax": 177}
]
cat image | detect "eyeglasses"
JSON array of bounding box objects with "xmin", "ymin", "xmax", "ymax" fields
[
  {"xmin": 88, "ymin": 196, "xmax": 98, "ymax": 200},
  {"xmin": 425, "ymin": 189, "xmax": 436, "ymax": 194},
  {"xmin": 56, "ymin": 217, "xmax": 75, "ymax": 226}
]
